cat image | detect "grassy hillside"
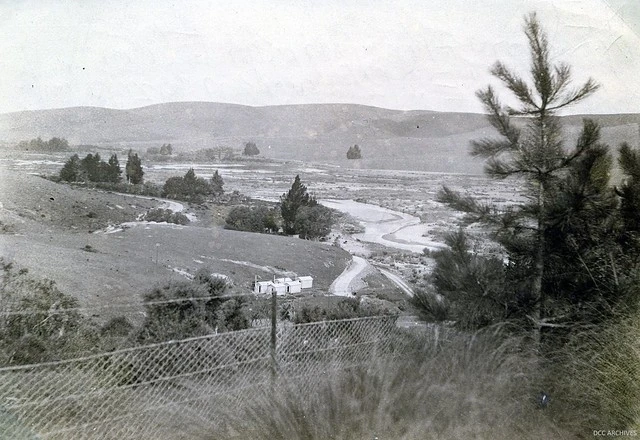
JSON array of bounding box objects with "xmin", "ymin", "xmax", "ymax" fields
[{"xmin": 0, "ymin": 169, "xmax": 351, "ymax": 322}]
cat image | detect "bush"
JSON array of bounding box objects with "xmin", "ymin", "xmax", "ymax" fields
[
  {"xmin": 143, "ymin": 208, "xmax": 189, "ymax": 225},
  {"xmin": 0, "ymin": 260, "xmax": 99, "ymax": 365},
  {"xmin": 225, "ymin": 205, "xmax": 278, "ymax": 233},
  {"xmin": 135, "ymin": 269, "xmax": 249, "ymax": 343},
  {"xmin": 293, "ymin": 298, "xmax": 394, "ymax": 324},
  {"xmin": 162, "ymin": 168, "xmax": 222, "ymax": 202}
]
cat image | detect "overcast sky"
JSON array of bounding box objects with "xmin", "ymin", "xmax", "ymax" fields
[{"xmin": 0, "ymin": 0, "xmax": 638, "ymax": 115}]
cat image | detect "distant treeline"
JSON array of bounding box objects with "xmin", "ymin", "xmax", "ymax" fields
[
  {"xmin": 59, "ymin": 150, "xmax": 143, "ymax": 184},
  {"xmin": 16, "ymin": 137, "xmax": 70, "ymax": 152}
]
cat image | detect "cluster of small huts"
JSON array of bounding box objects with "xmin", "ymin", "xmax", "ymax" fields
[{"xmin": 252, "ymin": 275, "xmax": 314, "ymax": 295}]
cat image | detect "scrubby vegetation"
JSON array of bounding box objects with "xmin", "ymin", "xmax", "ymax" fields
[
  {"xmin": 0, "ymin": 260, "xmax": 254, "ymax": 364},
  {"xmin": 292, "ymin": 298, "xmax": 395, "ymax": 324},
  {"xmin": 142, "ymin": 208, "xmax": 189, "ymax": 225},
  {"xmin": 135, "ymin": 268, "xmax": 250, "ymax": 343},
  {"xmin": 0, "ymin": 259, "xmax": 99, "ymax": 365}
]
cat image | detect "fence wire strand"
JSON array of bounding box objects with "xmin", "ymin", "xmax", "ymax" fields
[{"xmin": 0, "ymin": 315, "xmax": 410, "ymax": 440}]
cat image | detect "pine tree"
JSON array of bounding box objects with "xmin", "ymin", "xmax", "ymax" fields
[
  {"xmin": 106, "ymin": 154, "xmax": 122, "ymax": 183},
  {"xmin": 210, "ymin": 170, "xmax": 224, "ymax": 196},
  {"xmin": 280, "ymin": 175, "xmax": 317, "ymax": 235},
  {"xmin": 60, "ymin": 154, "xmax": 81, "ymax": 182},
  {"xmin": 437, "ymin": 13, "xmax": 601, "ymax": 342},
  {"xmin": 125, "ymin": 150, "xmax": 144, "ymax": 184}
]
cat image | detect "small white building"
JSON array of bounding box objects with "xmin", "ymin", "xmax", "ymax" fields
[
  {"xmin": 272, "ymin": 283, "xmax": 287, "ymax": 295},
  {"xmin": 254, "ymin": 281, "xmax": 273, "ymax": 294},
  {"xmin": 285, "ymin": 280, "xmax": 302, "ymax": 294},
  {"xmin": 298, "ymin": 276, "xmax": 313, "ymax": 289}
]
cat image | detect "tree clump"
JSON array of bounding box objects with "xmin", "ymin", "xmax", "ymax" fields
[
  {"xmin": 225, "ymin": 205, "xmax": 278, "ymax": 233},
  {"xmin": 59, "ymin": 153, "xmax": 122, "ymax": 183},
  {"xmin": 346, "ymin": 144, "xmax": 362, "ymax": 159},
  {"xmin": 243, "ymin": 142, "xmax": 260, "ymax": 156},
  {"xmin": 17, "ymin": 136, "xmax": 70, "ymax": 152},
  {"xmin": 279, "ymin": 175, "xmax": 335, "ymax": 239},
  {"xmin": 162, "ymin": 168, "xmax": 224, "ymax": 203}
]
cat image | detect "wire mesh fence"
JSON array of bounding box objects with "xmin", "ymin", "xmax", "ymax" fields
[{"xmin": 0, "ymin": 315, "xmax": 403, "ymax": 440}]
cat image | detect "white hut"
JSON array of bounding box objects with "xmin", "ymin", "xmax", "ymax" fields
[
  {"xmin": 298, "ymin": 276, "xmax": 313, "ymax": 289},
  {"xmin": 285, "ymin": 280, "xmax": 302, "ymax": 294},
  {"xmin": 254, "ymin": 281, "xmax": 272, "ymax": 294}
]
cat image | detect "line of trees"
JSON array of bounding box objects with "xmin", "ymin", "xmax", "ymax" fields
[
  {"xmin": 59, "ymin": 153, "xmax": 122, "ymax": 183},
  {"xmin": 59, "ymin": 149, "xmax": 144, "ymax": 184},
  {"xmin": 16, "ymin": 137, "xmax": 70, "ymax": 152}
]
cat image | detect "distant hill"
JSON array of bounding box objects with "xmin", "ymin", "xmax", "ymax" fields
[{"xmin": 1, "ymin": 102, "xmax": 638, "ymax": 173}]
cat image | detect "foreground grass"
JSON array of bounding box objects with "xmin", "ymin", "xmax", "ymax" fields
[
  {"xmin": 204, "ymin": 327, "xmax": 560, "ymax": 439},
  {"xmin": 198, "ymin": 318, "xmax": 640, "ymax": 440}
]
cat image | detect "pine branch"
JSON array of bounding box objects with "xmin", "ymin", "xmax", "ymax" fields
[
  {"xmin": 557, "ymin": 119, "xmax": 600, "ymax": 169},
  {"xmin": 437, "ymin": 186, "xmax": 493, "ymax": 220},
  {"xmin": 475, "ymin": 87, "xmax": 520, "ymax": 144},
  {"xmin": 618, "ymin": 142, "xmax": 640, "ymax": 179},
  {"xmin": 549, "ymin": 62, "xmax": 572, "ymax": 102},
  {"xmin": 546, "ymin": 78, "xmax": 600, "ymax": 112},
  {"xmin": 490, "ymin": 61, "xmax": 537, "ymax": 110},
  {"xmin": 470, "ymin": 138, "xmax": 516, "ymax": 157}
]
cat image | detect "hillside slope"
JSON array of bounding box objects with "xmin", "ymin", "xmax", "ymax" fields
[
  {"xmin": 0, "ymin": 168, "xmax": 351, "ymax": 322},
  {"xmin": 1, "ymin": 102, "xmax": 638, "ymax": 173}
]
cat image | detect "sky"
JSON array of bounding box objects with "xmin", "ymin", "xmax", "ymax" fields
[{"xmin": 0, "ymin": 0, "xmax": 638, "ymax": 115}]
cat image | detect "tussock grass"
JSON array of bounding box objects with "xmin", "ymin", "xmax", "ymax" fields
[
  {"xmin": 206, "ymin": 326, "xmax": 574, "ymax": 440},
  {"xmin": 544, "ymin": 314, "xmax": 640, "ymax": 433}
]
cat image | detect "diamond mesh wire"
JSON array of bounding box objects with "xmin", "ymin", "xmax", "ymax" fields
[{"xmin": 0, "ymin": 315, "xmax": 407, "ymax": 440}]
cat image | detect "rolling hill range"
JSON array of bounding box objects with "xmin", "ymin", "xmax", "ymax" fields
[{"xmin": 1, "ymin": 102, "xmax": 638, "ymax": 173}]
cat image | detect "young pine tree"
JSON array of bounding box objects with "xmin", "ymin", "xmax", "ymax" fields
[
  {"xmin": 125, "ymin": 150, "xmax": 144, "ymax": 184},
  {"xmin": 210, "ymin": 170, "xmax": 224, "ymax": 196},
  {"xmin": 437, "ymin": 13, "xmax": 606, "ymax": 342}
]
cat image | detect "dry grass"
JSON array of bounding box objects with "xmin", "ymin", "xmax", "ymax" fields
[
  {"xmin": 193, "ymin": 318, "xmax": 640, "ymax": 440},
  {"xmin": 203, "ymin": 326, "xmax": 573, "ymax": 440}
]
